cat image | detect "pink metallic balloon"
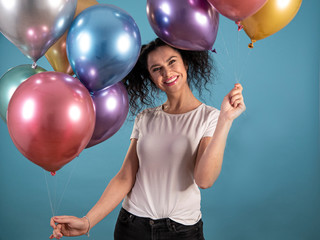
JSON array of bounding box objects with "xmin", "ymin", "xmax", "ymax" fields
[
  {"xmin": 207, "ymin": 0, "xmax": 267, "ymax": 22},
  {"xmin": 147, "ymin": 0, "xmax": 219, "ymax": 50},
  {"xmin": 86, "ymin": 82, "xmax": 129, "ymax": 148},
  {"xmin": 7, "ymin": 72, "xmax": 95, "ymax": 173}
]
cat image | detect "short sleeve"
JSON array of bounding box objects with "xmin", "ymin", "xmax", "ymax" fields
[
  {"xmin": 203, "ymin": 109, "xmax": 220, "ymax": 137},
  {"xmin": 130, "ymin": 113, "xmax": 142, "ymax": 139}
]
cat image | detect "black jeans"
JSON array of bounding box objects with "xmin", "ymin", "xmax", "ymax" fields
[{"xmin": 114, "ymin": 208, "xmax": 205, "ymax": 240}]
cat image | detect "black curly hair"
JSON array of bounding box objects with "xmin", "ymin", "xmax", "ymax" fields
[{"xmin": 122, "ymin": 38, "xmax": 216, "ymax": 116}]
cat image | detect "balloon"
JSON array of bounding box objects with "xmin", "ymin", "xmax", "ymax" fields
[
  {"xmin": 207, "ymin": 0, "xmax": 267, "ymax": 22},
  {"xmin": 86, "ymin": 82, "xmax": 129, "ymax": 148},
  {"xmin": 0, "ymin": 64, "xmax": 46, "ymax": 122},
  {"xmin": 7, "ymin": 72, "xmax": 95, "ymax": 173},
  {"xmin": 146, "ymin": 0, "xmax": 219, "ymax": 51},
  {"xmin": 67, "ymin": 4, "xmax": 141, "ymax": 92},
  {"xmin": 0, "ymin": 0, "xmax": 77, "ymax": 63},
  {"xmin": 241, "ymin": 0, "xmax": 302, "ymax": 48},
  {"xmin": 45, "ymin": 0, "xmax": 99, "ymax": 75}
]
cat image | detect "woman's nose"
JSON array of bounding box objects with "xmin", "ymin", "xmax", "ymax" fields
[{"xmin": 160, "ymin": 67, "xmax": 168, "ymax": 77}]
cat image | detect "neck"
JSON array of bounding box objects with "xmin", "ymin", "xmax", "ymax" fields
[{"xmin": 163, "ymin": 86, "xmax": 201, "ymax": 114}]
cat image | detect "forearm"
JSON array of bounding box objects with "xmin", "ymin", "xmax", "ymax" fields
[
  {"xmin": 85, "ymin": 174, "xmax": 134, "ymax": 229},
  {"xmin": 194, "ymin": 116, "xmax": 233, "ymax": 188}
]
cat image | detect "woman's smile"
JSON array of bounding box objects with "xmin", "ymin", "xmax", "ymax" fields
[{"xmin": 163, "ymin": 75, "xmax": 179, "ymax": 86}]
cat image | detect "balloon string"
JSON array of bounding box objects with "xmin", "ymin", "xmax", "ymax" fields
[
  {"xmin": 32, "ymin": 62, "xmax": 37, "ymax": 69},
  {"xmin": 238, "ymin": 47, "xmax": 252, "ymax": 84},
  {"xmin": 235, "ymin": 30, "xmax": 240, "ymax": 83},
  {"xmin": 56, "ymin": 160, "xmax": 79, "ymax": 213},
  {"xmin": 44, "ymin": 170, "xmax": 55, "ymax": 217},
  {"xmin": 218, "ymin": 25, "xmax": 234, "ymax": 75},
  {"xmin": 213, "ymin": 22, "xmax": 237, "ymax": 93}
]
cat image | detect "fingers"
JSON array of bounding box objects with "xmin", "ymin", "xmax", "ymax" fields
[
  {"xmin": 230, "ymin": 93, "xmax": 243, "ymax": 106},
  {"xmin": 52, "ymin": 215, "xmax": 73, "ymax": 224},
  {"xmin": 50, "ymin": 216, "xmax": 67, "ymax": 239},
  {"xmin": 229, "ymin": 83, "xmax": 244, "ymax": 108},
  {"xmin": 50, "ymin": 217, "xmax": 57, "ymax": 229},
  {"xmin": 49, "ymin": 226, "xmax": 63, "ymax": 239},
  {"xmin": 229, "ymin": 83, "xmax": 243, "ymax": 96},
  {"xmin": 234, "ymin": 83, "xmax": 243, "ymax": 90},
  {"xmin": 54, "ymin": 225, "xmax": 63, "ymax": 239},
  {"xmin": 233, "ymin": 99, "xmax": 243, "ymax": 108}
]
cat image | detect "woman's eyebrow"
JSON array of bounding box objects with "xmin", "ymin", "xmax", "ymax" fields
[{"xmin": 149, "ymin": 56, "xmax": 177, "ymax": 70}]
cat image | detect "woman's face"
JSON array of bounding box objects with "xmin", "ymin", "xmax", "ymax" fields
[{"xmin": 147, "ymin": 45, "xmax": 188, "ymax": 95}]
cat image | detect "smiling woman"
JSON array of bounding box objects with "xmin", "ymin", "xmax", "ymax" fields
[
  {"xmin": 49, "ymin": 37, "xmax": 246, "ymax": 240},
  {"xmin": 124, "ymin": 38, "xmax": 216, "ymax": 116}
]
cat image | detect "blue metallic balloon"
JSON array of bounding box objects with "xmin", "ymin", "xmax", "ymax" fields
[{"xmin": 66, "ymin": 4, "xmax": 141, "ymax": 92}]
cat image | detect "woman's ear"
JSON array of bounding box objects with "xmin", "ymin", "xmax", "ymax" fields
[{"xmin": 185, "ymin": 63, "xmax": 188, "ymax": 71}]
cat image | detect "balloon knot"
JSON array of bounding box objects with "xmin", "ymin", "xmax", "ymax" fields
[
  {"xmin": 235, "ymin": 21, "xmax": 243, "ymax": 31},
  {"xmin": 51, "ymin": 171, "xmax": 56, "ymax": 176},
  {"xmin": 211, "ymin": 48, "xmax": 217, "ymax": 54},
  {"xmin": 248, "ymin": 40, "xmax": 256, "ymax": 49},
  {"xmin": 32, "ymin": 62, "xmax": 37, "ymax": 69}
]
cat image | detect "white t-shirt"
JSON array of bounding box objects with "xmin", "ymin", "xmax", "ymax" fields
[{"xmin": 122, "ymin": 103, "xmax": 220, "ymax": 225}]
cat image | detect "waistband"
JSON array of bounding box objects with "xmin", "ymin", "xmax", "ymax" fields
[{"xmin": 120, "ymin": 207, "xmax": 203, "ymax": 229}]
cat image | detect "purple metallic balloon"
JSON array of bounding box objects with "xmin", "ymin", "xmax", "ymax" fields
[
  {"xmin": 86, "ymin": 82, "xmax": 129, "ymax": 148},
  {"xmin": 146, "ymin": 0, "xmax": 219, "ymax": 50}
]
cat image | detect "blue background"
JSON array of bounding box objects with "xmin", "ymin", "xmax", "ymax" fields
[{"xmin": 0, "ymin": 0, "xmax": 319, "ymax": 239}]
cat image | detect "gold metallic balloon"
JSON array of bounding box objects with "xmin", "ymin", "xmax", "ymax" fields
[
  {"xmin": 45, "ymin": 0, "xmax": 99, "ymax": 75},
  {"xmin": 241, "ymin": 0, "xmax": 302, "ymax": 48}
]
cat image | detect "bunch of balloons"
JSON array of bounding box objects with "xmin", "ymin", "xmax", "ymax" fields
[
  {"xmin": 0, "ymin": 0, "xmax": 303, "ymax": 174},
  {"xmin": 146, "ymin": 0, "xmax": 302, "ymax": 49},
  {"xmin": 0, "ymin": 0, "xmax": 141, "ymax": 174}
]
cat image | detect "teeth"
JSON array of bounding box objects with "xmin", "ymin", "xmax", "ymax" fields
[{"xmin": 166, "ymin": 76, "xmax": 177, "ymax": 84}]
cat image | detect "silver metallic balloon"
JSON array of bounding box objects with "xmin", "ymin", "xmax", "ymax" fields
[
  {"xmin": 66, "ymin": 4, "xmax": 141, "ymax": 92},
  {"xmin": 146, "ymin": 0, "xmax": 219, "ymax": 50},
  {"xmin": 0, "ymin": 0, "xmax": 77, "ymax": 63}
]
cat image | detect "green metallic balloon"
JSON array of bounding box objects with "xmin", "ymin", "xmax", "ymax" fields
[{"xmin": 0, "ymin": 64, "xmax": 46, "ymax": 122}]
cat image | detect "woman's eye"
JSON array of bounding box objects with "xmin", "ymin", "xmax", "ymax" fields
[
  {"xmin": 152, "ymin": 67, "xmax": 160, "ymax": 72},
  {"xmin": 169, "ymin": 59, "xmax": 176, "ymax": 65}
]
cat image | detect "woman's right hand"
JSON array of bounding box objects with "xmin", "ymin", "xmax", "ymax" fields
[{"xmin": 49, "ymin": 216, "xmax": 89, "ymax": 239}]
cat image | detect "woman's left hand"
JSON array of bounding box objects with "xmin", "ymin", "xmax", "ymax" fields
[{"xmin": 220, "ymin": 83, "xmax": 246, "ymax": 121}]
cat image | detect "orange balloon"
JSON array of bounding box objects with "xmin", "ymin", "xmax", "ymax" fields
[
  {"xmin": 45, "ymin": 0, "xmax": 99, "ymax": 74},
  {"xmin": 241, "ymin": 0, "xmax": 302, "ymax": 48}
]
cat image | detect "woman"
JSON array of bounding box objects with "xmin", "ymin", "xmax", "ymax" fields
[{"xmin": 49, "ymin": 38, "xmax": 246, "ymax": 240}]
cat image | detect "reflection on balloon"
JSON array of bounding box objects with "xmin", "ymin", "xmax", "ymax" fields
[
  {"xmin": 207, "ymin": 0, "xmax": 267, "ymax": 22},
  {"xmin": 67, "ymin": 4, "xmax": 141, "ymax": 92},
  {"xmin": 146, "ymin": 0, "xmax": 219, "ymax": 50},
  {"xmin": 241, "ymin": 0, "xmax": 302, "ymax": 48},
  {"xmin": 7, "ymin": 72, "xmax": 95, "ymax": 173},
  {"xmin": 45, "ymin": 0, "xmax": 99, "ymax": 75},
  {"xmin": 0, "ymin": 0, "xmax": 77, "ymax": 63},
  {"xmin": 86, "ymin": 82, "xmax": 129, "ymax": 148},
  {"xmin": 0, "ymin": 64, "xmax": 46, "ymax": 122}
]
